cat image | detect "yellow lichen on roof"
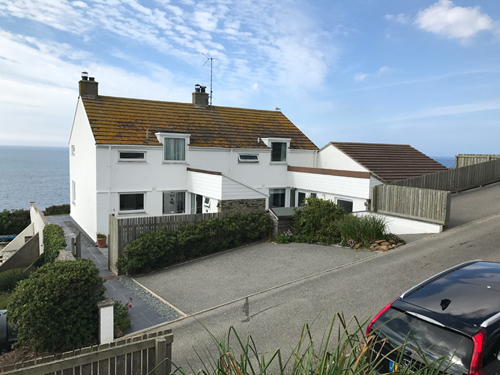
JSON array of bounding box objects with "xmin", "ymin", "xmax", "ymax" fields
[{"xmin": 82, "ymin": 96, "xmax": 318, "ymax": 150}]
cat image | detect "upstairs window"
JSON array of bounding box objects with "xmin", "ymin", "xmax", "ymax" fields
[
  {"xmin": 164, "ymin": 138, "xmax": 185, "ymax": 161},
  {"xmin": 119, "ymin": 151, "xmax": 145, "ymax": 161},
  {"xmin": 271, "ymin": 142, "xmax": 287, "ymax": 162},
  {"xmin": 238, "ymin": 154, "xmax": 259, "ymax": 163}
]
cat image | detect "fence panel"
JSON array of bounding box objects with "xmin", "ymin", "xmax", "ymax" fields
[
  {"xmin": 372, "ymin": 185, "xmax": 451, "ymax": 225},
  {"xmin": 0, "ymin": 330, "xmax": 173, "ymax": 375},
  {"xmin": 391, "ymin": 159, "xmax": 500, "ymax": 192},
  {"xmin": 455, "ymin": 154, "xmax": 500, "ymax": 168}
]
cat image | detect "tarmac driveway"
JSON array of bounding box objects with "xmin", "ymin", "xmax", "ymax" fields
[{"xmin": 134, "ymin": 242, "xmax": 375, "ymax": 315}]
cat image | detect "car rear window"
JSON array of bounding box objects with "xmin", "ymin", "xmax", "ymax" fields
[{"xmin": 372, "ymin": 307, "xmax": 473, "ymax": 374}]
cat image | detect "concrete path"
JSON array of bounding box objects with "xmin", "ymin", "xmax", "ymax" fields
[{"xmin": 46, "ymin": 216, "xmax": 167, "ymax": 334}]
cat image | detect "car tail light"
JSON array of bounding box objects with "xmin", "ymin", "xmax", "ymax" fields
[
  {"xmin": 470, "ymin": 329, "xmax": 486, "ymax": 375},
  {"xmin": 366, "ymin": 300, "xmax": 396, "ymax": 336}
]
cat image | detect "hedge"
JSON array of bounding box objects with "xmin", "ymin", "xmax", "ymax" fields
[
  {"xmin": 33, "ymin": 224, "xmax": 67, "ymax": 267},
  {"xmin": 117, "ymin": 210, "xmax": 273, "ymax": 275},
  {"xmin": 7, "ymin": 259, "xmax": 106, "ymax": 352},
  {"xmin": 44, "ymin": 204, "xmax": 70, "ymax": 216},
  {"xmin": 0, "ymin": 209, "xmax": 30, "ymax": 235}
]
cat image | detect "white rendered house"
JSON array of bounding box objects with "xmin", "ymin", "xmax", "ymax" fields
[{"xmin": 69, "ymin": 75, "xmax": 445, "ymax": 241}]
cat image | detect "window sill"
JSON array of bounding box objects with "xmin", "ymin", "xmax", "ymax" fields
[
  {"xmin": 118, "ymin": 210, "xmax": 146, "ymax": 215},
  {"xmin": 118, "ymin": 160, "xmax": 147, "ymax": 163},
  {"xmin": 162, "ymin": 161, "xmax": 188, "ymax": 164},
  {"xmin": 270, "ymin": 161, "xmax": 287, "ymax": 165}
]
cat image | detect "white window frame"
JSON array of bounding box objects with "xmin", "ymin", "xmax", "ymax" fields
[
  {"xmin": 119, "ymin": 192, "xmax": 146, "ymax": 213},
  {"xmin": 269, "ymin": 188, "xmax": 286, "ymax": 208},
  {"xmin": 118, "ymin": 150, "xmax": 147, "ymax": 162},
  {"xmin": 261, "ymin": 137, "xmax": 291, "ymax": 164},
  {"xmin": 72, "ymin": 180, "xmax": 76, "ymax": 205},
  {"xmin": 162, "ymin": 191, "xmax": 187, "ymax": 215},
  {"xmin": 238, "ymin": 154, "xmax": 259, "ymax": 163},
  {"xmin": 336, "ymin": 198, "xmax": 353, "ymax": 214},
  {"xmin": 156, "ymin": 132, "xmax": 190, "ymax": 163}
]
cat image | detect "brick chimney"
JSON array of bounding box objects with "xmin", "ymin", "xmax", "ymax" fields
[
  {"xmin": 192, "ymin": 84, "xmax": 209, "ymax": 108},
  {"xmin": 79, "ymin": 72, "xmax": 99, "ymax": 99}
]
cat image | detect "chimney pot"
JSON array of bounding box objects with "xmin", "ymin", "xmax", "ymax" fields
[{"xmin": 89, "ymin": 77, "xmax": 95, "ymax": 81}]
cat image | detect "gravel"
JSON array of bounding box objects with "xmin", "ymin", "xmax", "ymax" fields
[
  {"xmin": 63, "ymin": 220, "xmax": 180, "ymax": 322},
  {"xmin": 118, "ymin": 275, "xmax": 180, "ymax": 321}
]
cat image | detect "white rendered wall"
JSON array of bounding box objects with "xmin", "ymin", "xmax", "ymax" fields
[
  {"xmin": 317, "ymin": 144, "xmax": 369, "ymax": 172},
  {"xmin": 69, "ymin": 98, "xmax": 97, "ymax": 241},
  {"xmin": 354, "ymin": 212, "xmax": 443, "ymax": 234}
]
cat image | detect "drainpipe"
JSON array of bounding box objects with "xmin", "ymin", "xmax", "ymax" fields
[
  {"xmin": 108, "ymin": 146, "xmax": 112, "ymax": 221},
  {"xmin": 314, "ymin": 149, "xmax": 318, "ymax": 168}
]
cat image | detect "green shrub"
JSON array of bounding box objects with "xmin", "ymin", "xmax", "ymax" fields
[
  {"xmin": 34, "ymin": 224, "xmax": 67, "ymax": 267},
  {"xmin": 291, "ymin": 197, "xmax": 345, "ymax": 244},
  {"xmin": 0, "ymin": 209, "xmax": 30, "ymax": 235},
  {"xmin": 114, "ymin": 299, "xmax": 132, "ymax": 332},
  {"xmin": 118, "ymin": 211, "xmax": 273, "ymax": 275},
  {"xmin": 336, "ymin": 214, "xmax": 387, "ymax": 248},
  {"xmin": 0, "ymin": 267, "xmax": 29, "ymax": 293},
  {"xmin": 7, "ymin": 259, "xmax": 106, "ymax": 353},
  {"xmin": 43, "ymin": 204, "xmax": 70, "ymax": 216}
]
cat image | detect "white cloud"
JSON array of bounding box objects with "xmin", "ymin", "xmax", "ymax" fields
[
  {"xmin": 385, "ymin": 13, "xmax": 410, "ymax": 24},
  {"xmin": 415, "ymin": 0, "xmax": 493, "ymax": 41},
  {"xmin": 377, "ymin": 66, "xmax": 390, "ymax": 75},
  {"xmin": 354, "ymin": 73, "xmax": 369, "ymax": 82}
]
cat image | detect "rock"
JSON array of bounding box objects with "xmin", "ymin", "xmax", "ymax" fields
[
  {"xmin": 389, "ymin": 240, "xmax": 396, "ymax": 244},
  {"xmin": 375, "ymin": 240, "xmax": 384, "ymax": 244},
  {"xmin": 397, "ymin": 242, "xmax": 404, "ymax": 246},
  {"xmin": 381, "ymin": 241, "xmax": 390, "ymax": 246},
  {"xmin": 379, "ymin": 245, "xmax": 389, "ymax": 252}
]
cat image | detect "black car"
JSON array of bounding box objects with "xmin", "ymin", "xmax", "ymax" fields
[{"xmin": 367, "ymin": 260, "xmax": 500, "ymax": 375}]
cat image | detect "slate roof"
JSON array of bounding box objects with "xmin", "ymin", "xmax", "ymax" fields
[
  {"xmin": 82, "ymin": 96, "xmax": 318, "ymax": 150},
  {"xmin": 329, "ymin": 142, "xmax": 448, "ymax": 183}
]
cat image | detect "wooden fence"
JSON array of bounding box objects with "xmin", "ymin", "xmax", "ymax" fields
[
  {"xmin": 109, "ymin": 213, "xmax": 230, "ymax": 274},
  {"xmin": 0, "ymin": 329, "xmax": 173, "ymax": 375},
  {"xmin": 371, "ymin": 185, "xmax": 451, "ymax": 225},
  {"xmin": 455, "ymin": 154, "xmax": 500, "ymax": 168},
  {"xmin": 390, "ymin": 159, "xmax": 500, "ymax": 193}
]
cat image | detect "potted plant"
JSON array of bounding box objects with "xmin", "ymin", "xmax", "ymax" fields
[{"xmin": 96, "ymin": 233, "xmax": 107, "ymax": 248}]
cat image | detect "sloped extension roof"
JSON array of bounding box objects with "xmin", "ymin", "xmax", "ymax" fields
[
  {"xmin": 330, "ymin": 142, "xmax": 448, "ymax": 183},
  {"xmin": 82, "ymin": 96, "xmax": 318, "ymax": 150}
]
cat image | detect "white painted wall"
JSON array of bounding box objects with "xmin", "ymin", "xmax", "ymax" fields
[
  {"xmin": 0, "ymin": 223, "xmax": 34, "ymax": 255},
  {"xmin": 69, "ymin": 98, "xmax": 97, "ymax": 241},
  {"xmin": 317, "ymin": 144, "xmax": 368, "ymax": 172},
  {"xmin": 354, "ymin": 211, "xmax": 443, "ymax": 234}
]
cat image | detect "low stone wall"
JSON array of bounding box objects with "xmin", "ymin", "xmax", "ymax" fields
[{"xmin": 219, "ymin": 198, "xmax": 266, "ymax": 213}]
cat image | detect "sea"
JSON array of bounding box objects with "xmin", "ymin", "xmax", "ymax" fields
[
  {"xmin": 0, "ymin": 146, "xmax": 456, "ymax": 212},
  {"xmin": 0, "ymin": 146, "xmax": 69, "ymax": 211}
]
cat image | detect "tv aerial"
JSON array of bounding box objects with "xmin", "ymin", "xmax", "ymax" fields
[{"xmin": 202, "ymin": 53, "xmax": 216, "ymax": 107}]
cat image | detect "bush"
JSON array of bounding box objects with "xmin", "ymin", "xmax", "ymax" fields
[
  {"xmin": 0, "ymin": 209, "xmax": 30, "ymax": 235},
  {"xmin": 117, "ymin": 211, "xmax": 273, "ymax": 275},
  {"xmin": 7, "ymin": 259, "xmax": 106, "ymax": 353},
  {"xmin": 114, "ymin": 299, "xmax": 132, "ymax": 332},
  {"xmin": 336, "ymin": 214, "xmax": 387, "ymax": 248},
  {"xmin": 34, "ymin": 224, "xmax": 67, "ymax": 267},
  {"xmin": 291, "ymin": 197, "xmax": 346, "ymax": 244},
  {"xmin": 43, "ymin": 204, "xmax": 70, "ymax": 216},
  {"xmin": 0, "ymin": 268, "xmax": 29, "ymax": 293}
]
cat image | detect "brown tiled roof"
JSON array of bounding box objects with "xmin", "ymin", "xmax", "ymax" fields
[
  {"xmin": 330, "ymin": 142, "xmax": 448, "ymax": 183},
  {"xmin": 82, "ymin": 96, "xmax": 318, "ymax": 150}
]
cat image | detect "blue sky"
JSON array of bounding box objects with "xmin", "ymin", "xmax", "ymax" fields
[{"xmin": 0, "ymin": 0, "xmax": 499, "ymax": 157}]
